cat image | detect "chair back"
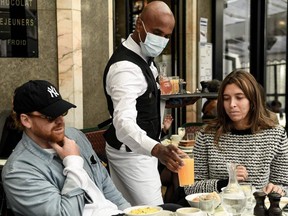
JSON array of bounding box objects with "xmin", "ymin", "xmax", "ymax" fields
[
  {"xmin": 0, "ymin": 182, "xmax": 14, "ymax": 216},
  {"xmin": 82, "ymin": 128, "xmax": 109, "ymax": 171},
  {"xmin": 181, "ymin": 122, "xmax": 205, "ymax": 135}
]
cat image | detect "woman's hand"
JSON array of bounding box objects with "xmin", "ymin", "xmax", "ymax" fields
[
  {"xmin": 263, "ymin": 183, "xmax": 286, "ymax": 196},
  {"xmin": 236, "ymin": 165, "xmax": 248, "ymax": 181}
]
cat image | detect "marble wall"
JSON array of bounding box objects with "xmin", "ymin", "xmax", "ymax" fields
[
  {"xmin": 57, "ymin": 0, "xmax": 83, "ymax": 129},
  {"xmin": 185, "ymin": 0, "xmax": 198, "ymax": 123},
  {"xmin": 0, "ymin": 0, "xmax": 212, "ymax": 128},
  {"xmin": 0, "ymin": 1, "xmax": 58, "ymax": 117},
  {"xmin": 0, "ymin": 0, "xmax": 112, "ymax": 129},
  {"xmin": 57, "ymin": 0, "xmax": 112, "ymax": 128},
  {"xmin": 185, "ymin": 0, "xmax": 212, "ymax": 123},
  {"xmin": 81, "ymin": 0, "xmax": 112, "ymax": 129}
]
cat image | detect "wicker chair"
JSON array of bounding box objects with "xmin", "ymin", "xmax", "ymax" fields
[
  {"xmin": 181, "ymin": 122, "xmax": 205, "ymax": 138},
  {"xmin": 82, "ymin": 128, "xmax": 109, "ymax": 171}
]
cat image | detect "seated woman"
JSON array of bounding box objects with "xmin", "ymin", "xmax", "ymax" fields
[{"xmin": 184, "ymin": 70, "xmax": 288, "ymax": 197}]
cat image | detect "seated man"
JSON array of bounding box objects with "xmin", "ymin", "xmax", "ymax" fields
[{"xmin": 1, "ymin": 80, "xmax": 130, "ymax": 216}]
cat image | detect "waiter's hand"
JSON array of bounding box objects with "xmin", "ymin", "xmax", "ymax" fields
[{"xmin": 151, "ymin": 143, "xmax": 187, "ymax": 172}]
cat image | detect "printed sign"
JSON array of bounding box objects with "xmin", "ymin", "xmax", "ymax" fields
[
  {"xmin": 199, "ymin": 43, "xmax": 212, "ymax": 88},
  {"xmin": 0, "ymin": 0, "xmax": 38, "ymax": 57},
  {"xmin": 200, "ymin": 17, "xmax": 208, "ymax": 43}
]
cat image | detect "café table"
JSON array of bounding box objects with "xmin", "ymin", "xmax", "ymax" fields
[
  {"xmin": 212, "ymin": 194, "xmax": 288, "ymax": 216},
  {"xmin": 158, "ymin": 206, "xmax": 288, "ymax": 216},
  {"xmin": 141, "ymin": 196, "xmax": 288, "ymax": 215},
  {"xmin": 210, "ymin": 196, "xmax": 288, "ymax": 216}
]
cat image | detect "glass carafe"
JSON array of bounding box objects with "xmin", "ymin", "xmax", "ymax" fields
[
  {"xmin": 221, "ymin": 163, "xmax": 247, "ymax": 216},
  {"xmin": 158, "ymin": 63, "xmax": 172, "ymax": 95},
  {"xmin": 159, "ymin": 75, "xmax": 172, "ymax": 95}
]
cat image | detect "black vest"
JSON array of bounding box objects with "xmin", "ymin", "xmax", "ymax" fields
[{"xmin": 103, "ymin": 44, "xmax": 161, "ymax": 150}]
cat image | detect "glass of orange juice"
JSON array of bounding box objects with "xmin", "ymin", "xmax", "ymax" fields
[{"xmin": 178, "ymin": 154, "xmax": 194, "ymax": 187}]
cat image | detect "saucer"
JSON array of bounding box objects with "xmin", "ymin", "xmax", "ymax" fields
[{"xmin": 179, "ymin": 145, "xmax": 193, "ymax": 150}]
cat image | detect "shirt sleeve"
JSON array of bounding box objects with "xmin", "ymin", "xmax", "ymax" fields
[
  {"xmin": 62, "ymin": 155, "xmax": 124, "ymax": 216},
  {"xmin": 269, "ymin": 126, "xmax": 288, "ymax": 187},
  {"xmin": 106, "ymin": 61, "xmax": 159, "ymax": 155},
  {"xmin": 62, "ymin": 155, "xmax": 90, "ymax": 194}
]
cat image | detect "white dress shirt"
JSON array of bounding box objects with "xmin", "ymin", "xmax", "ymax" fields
[
  {"xmin": 105, "ymin": 35, "xmax": 164, "ymax": 206},
  {"xmin": 105, "ymin": 35, "xmax": 160, "ymax": 155}
]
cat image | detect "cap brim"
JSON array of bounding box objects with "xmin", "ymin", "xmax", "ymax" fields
[{"xmin": 39, "ymin": 99, "xmax": 76, "ymax": 118}]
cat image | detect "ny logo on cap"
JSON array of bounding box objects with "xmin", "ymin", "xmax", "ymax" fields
[{"xmin": 47, "ymin": 86, "xmax": 60, "ymax": 98}]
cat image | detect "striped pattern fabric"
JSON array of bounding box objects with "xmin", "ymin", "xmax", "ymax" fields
[{"xmin": 184, "ymin": 125, "xmax": 288, "ymax": 195}]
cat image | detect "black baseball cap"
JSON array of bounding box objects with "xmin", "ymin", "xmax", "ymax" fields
[{"xmin": 13, "ymin": 80, "xmax": 76, "ymax": 117}]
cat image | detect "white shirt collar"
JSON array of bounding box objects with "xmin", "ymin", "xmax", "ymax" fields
[
  {"xmin": 44, "ymin": 148, "xmax": 56, "ymax": 154},
  {"xmin": 122, "ymin": 34, "xmax": 149, "ymax": 63}
]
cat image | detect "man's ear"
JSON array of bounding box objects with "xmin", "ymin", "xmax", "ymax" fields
[
  {"xmin": 20, "ymin": 114, "xmax": 32, "ymax": 129},
  {"xmin": 135, "ymin": 16, "xmax": 143, "ymax": 33}
]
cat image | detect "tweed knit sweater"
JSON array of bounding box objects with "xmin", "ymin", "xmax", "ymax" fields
[{"xmin": 184, "ymin": 125, "xmax": 288, "ymax": 195}]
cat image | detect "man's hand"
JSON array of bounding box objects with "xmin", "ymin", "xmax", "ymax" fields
[
  {"xmin": 50, "ymin": 137, "xmax": 80, "ymax": 160},
  {"xmin": 151, "ymin": 143, "xmax": 187, "ymax": 172}
]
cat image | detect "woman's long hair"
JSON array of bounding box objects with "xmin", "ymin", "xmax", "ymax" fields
[{"xmin": 204, "ymin": 69, "xmax": 276, "ymax": 144}]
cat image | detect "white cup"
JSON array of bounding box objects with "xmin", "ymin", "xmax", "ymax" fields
[{"xmin": 176, "ymin": 207, "xmax": 203, "ymax": 216}]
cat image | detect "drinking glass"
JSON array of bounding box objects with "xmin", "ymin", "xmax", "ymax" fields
[
  {"xmin": 239, "ymin": 182, "xmax": 255, "ymax": 212},
  {"xmin": 178, "ymin": 154, "xmax": 194, "ymax": 187},
  {"xmin": 170, "ymin": 76, "xmax": 180, "ymax": 94},
  {"xmin": 186, "ymin": 132, "xmax": 195, "ymax": 140},
  {"xmin": 178, "ymin": 127, "xmax": 186, "ymax": 140},
  {"xmin": 199, "ymin": 195, "xmax": 215, "ymax": 216}
]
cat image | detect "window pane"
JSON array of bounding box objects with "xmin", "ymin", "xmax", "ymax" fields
[
  {"xmin": 265, "ymin": 0, "xmax": 286, "ymax": 126},
  {"xmin": 223, "ymin": 0, "xmax": 250, "ymax": 77}
]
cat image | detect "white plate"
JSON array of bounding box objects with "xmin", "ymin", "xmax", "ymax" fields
[
  {"xmin": 176, "ymin": 207, "xmax": 206, "ymax": 216},
  {"xmin": 123, "ymin": 205, "xmax": 163, "ymax": 216},
  {"xmin": 178, "ymin": 145, "xmax": 193, "ymax": 150},
  {"xmin": 158, "ymin": 210, "xmax": 175, "ymax": 216}
]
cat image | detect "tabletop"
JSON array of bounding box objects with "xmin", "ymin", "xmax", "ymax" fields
[
  {"xmin": 161, "ymin": 207, "xmax": 288, "ymax": 216},
  {"xmin": 212, "ymin": 196, "xmax": 288, "ymax": 216}
]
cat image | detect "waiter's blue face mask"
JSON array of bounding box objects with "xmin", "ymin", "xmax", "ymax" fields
[{"xmin": 138, "ymin": 19, "xmax": 169, "ymax": 57}]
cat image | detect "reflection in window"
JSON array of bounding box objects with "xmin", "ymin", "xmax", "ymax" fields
[
  {"xmin": 223, "ymin": 0, "xmax": 250, "ymax": 77},
  {"xmin": 266, "ymin": 1, "xmax": 287, "ymax": 127},
  {"xmin": 223, "ymin": 0, "xmax": 287, "ymax": 126}
]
